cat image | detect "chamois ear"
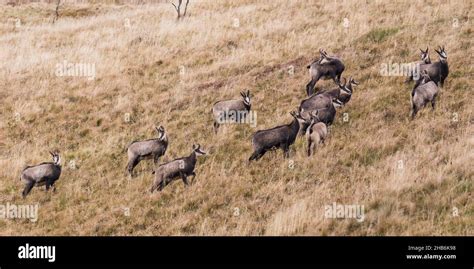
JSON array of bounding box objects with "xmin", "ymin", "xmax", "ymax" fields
[
  {"xmin": 49, "ymin": 151, "xmax": 55, "ymax": 157},
  {"xmin": 246, "ymin": 90, "xmax": 250, "ymax": 97},
  {"xmin": 240, "ymin": 91, "xmax": 245, "ymax": 98}
]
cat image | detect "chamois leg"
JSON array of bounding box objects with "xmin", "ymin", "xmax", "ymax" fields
[
  {"xmin": 151, "ymin": 177, "xmax": 162, "ymax": 193},
  {"xmin": 307, "ymin": 140, "xmax": 313, "ymax": 157},
  {"xmin": 282, "ymin": 144, "xmax": 290, "ymax": 158},
  {"xmin": 153, "ymin": 154, "xmax": 160, "ymax": 165},
  {"xmin": 306, "ymin": 77, "xmax": 318, "ymax": 96},
  {"xmin": 189, "ymin": 172, "xmax": 196, "ymax": 184},
  {"xmin": 180, "ymin": 173, "xmax": 189, "ymax": 186},
  {"xmin": 22, "ymin": 180, "xmax": 35, "ymax": 198},
  {"xmin": 158, "ymin": 178, "xmax": 168, "ymax": 191},
  {"xmin": 45, "ymin": 180, "xmax": 51, "ymax": 192},
  {"xmin": 249, "ymin": 149, "xmax": 265, "ymax": 162},
  {"xmin": 126, "ymin": 156, "xmax": 140, "ymax": 177},
  {"xmin": 410, "ymin": 104, "xmax": 418, "ymax": 119},
  {"xmin": 431, "ymin": 96, "xmax": 437, "ymax": 110}
]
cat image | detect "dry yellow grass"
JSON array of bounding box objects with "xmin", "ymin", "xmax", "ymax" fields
[{"xmin": 0, "ymin": 0, "xmax": 472, "ymax": 235}]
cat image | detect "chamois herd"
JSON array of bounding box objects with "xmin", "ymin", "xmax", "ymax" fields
[{"xmin": 19, "ymin": 47, "xmax": 450, "ymax": 197}]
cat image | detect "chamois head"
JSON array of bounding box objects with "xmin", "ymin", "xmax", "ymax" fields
[
  {"xmin": 290, "ymin": 110, "xmax": 305, "ymax": 123},
  {"xmin": 311, "ymin": 110, "xmax": 321, "ymax": 122},
  {"xmin": 338, "ymin": 77, "xmax": 351, "ymax": 94},
  {"xmin": 192, "ymin": 144, "xmax": 207, "ymax": 156},
  {"xmin": 155, "ymin": 125, "xmax": 166, "ymax": 141},
  {"xmin": 318, "ymin": 48, "xmax": 330, "ymax": 64},
  {"xmin": 420, "ymin": 70, "xmax": 431, "ymax": 84},
  {"xmin": 240, "ymin": 90, "xmax": 251, "ymax": 107},
  {"xmin": 49, "ymin": 151, "xmax": 61, "ymax": 166},
  {"xmin": 332, "ymin": 98, "xmax": 344, "ymax": 108},
  {"xmin": 349, "ymin": 77, "xmax": 359, "ymax": 87},
  {"xmin": 420, "ymin": 47, "xmax": 430, "ymax": 62},
  {"xmin": 434, "ymin": 46, "xmax": 447, "ymax": 62}
]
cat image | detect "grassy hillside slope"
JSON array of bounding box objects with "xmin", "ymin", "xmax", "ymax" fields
[{"xmin": 0, "ymin": 0, "xmax": 472, "ymax": 235}]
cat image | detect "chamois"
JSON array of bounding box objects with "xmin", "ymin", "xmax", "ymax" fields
[
  {"xmin": 411, "ymin": 70, "xmax": 439, "ymax": 118},
  {"xmin": 418, "ymin": 46, "xmax": 449, "ymax": 87},
  {"xmin": 249, "ymin": 111, "xmax": 305, "ymax": 161},
  {"xmin": 126, "ymin": 126, "xmax": 168, "ymax": 176},
  {"xmin": 299, "ymin": 93, "xmax": 342, "ymax": 126},
  {"xmin": 420, "ymin": 47, "xmax": 431, "ymax": 64},
  {"xmin": 405, "ymin": 47, "xmax": 433, "ymax": 82},
  {"xmin": 212, "ymin": 90, "xmax": 251, "ymax": 133},
  {"xmin": 151, "ymin": 144, "xmax": 206, "ymax": 192},
  {"xmin": 306, "ymin": 49, "xmax": 345, "ymax": 96},
  {"xmin": 305, "ymin": 111, "xmax": 328, "ymax": 156},
  {"xmin": 337, "ymin": 77, "xmax": 359, "ymax": 105},
  {"xmin": 20, "ymin": 151, "xmax": 62, "ymax": 198},
  {"xmin": 315, "ymin": 77, "xmax": 354, "ymax": 102}
]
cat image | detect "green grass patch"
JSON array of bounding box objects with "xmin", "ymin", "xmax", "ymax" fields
[{"xmin": 364, "ymin": 27, "xmax": 400, "ymax": 43}]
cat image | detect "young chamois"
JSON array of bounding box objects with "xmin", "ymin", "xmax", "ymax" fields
[
  {"xmin": 306, "ymin": 49, "xmax": 345, "ymax": 96},
  {"xmin": 212, "ymin": 90, "xmax": 251, "ymax": 133},
  {"xmin": 305, "ymin": 111, "xmax": 328, "ymax": 156},
  {"xmin": 151, "ymin": 144, "xmax": 206, "ymax": 192},
  {"xmin": 126, "ymin": 126, "xmax": 168, "ymax": 176},
  {"xmin": 411, "ymin": 70, "xmax": 439, "ymax": 118},
  {"xmin": 249, "ymin": 110, "xmax": 305, "ymax": 161},
  {"xmin": 20, "ymin": 151, "xmax": 62, "ymax": 198}
]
